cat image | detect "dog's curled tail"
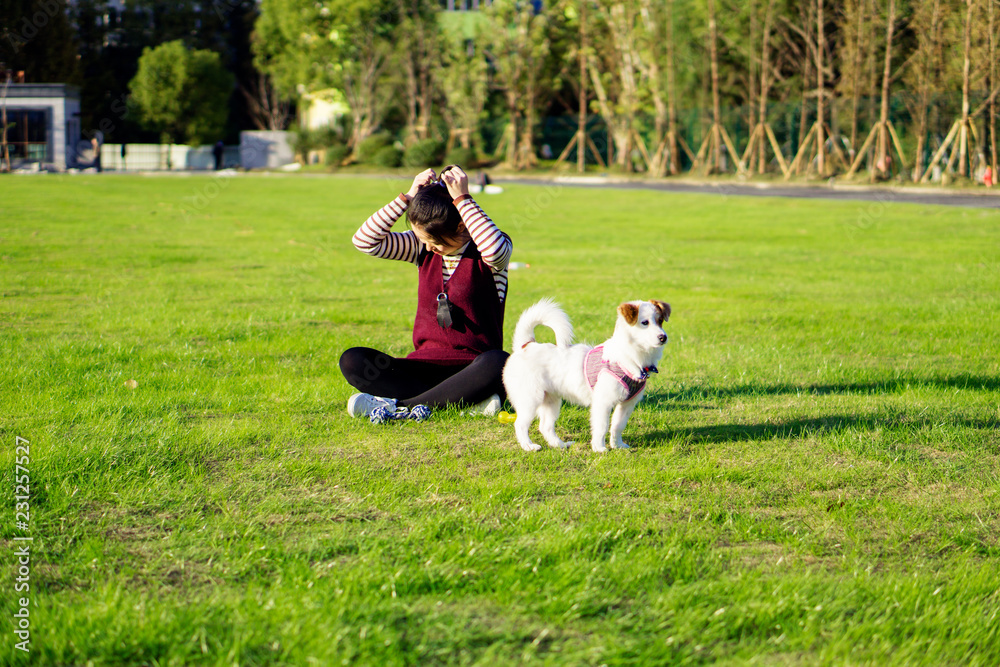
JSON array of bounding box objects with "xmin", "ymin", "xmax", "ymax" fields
[{"xmin": 512, "ymin": 298, "xmax": 574, "ymax": 351}]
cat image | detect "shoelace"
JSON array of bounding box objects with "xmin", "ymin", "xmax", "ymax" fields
[{"xmin": 369, "ymin": 405, "xmax": 432, "ymax": 425}]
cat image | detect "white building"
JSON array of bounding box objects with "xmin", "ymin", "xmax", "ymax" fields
[{"xmin": 3, "ymin": 84, "xmax": 82, "ymax": 171}]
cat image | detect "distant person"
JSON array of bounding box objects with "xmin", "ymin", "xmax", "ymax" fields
[
  {"xmin": 213, "ymin": 141, "xmax": 224, "ymax": 170},
  {"xmin": 121, "ymin": 143, "xmax": 127, "ymax": 171},
  {"xmin": 91, "ymin": 135, "xmax": 102, "ymax": 173},
  {"xmin": 983, "ymin": 165, "xmax": 993, "ymax": 187}
]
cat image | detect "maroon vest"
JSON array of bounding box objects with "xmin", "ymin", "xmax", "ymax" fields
[{"xmin": 408, "ymin": 243, "xmax": 506, "ymax": 364}]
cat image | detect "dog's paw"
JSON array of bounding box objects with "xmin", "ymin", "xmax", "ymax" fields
[
  {"xmin": 591, "ymin": 443, "xmax": 608, "ymax": 453},
  {"xmin": 612, "ymin": 441, "xmax": 631, "ymax": 450},
  {"xmin": 550, "ymin": 439, "xmax": 573, "ymax": 450},
  {"xmin": 520, "ymin": 441, "xmax": 543, "ymax": 452}
]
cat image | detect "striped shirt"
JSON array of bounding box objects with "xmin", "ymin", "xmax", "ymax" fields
[{"xmin": 353, "ymin": 193, "xmax": 512, "ymax": 302}]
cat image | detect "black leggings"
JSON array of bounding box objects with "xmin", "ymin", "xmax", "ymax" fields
[{"xmin": 339, "ymin": 347, "xmax": 509, "ymax": 409}]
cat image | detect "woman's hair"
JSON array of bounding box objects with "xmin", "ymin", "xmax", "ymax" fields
[{"xmin": 407, "ymin": 183, "xmax": 463, "ymax": 244}]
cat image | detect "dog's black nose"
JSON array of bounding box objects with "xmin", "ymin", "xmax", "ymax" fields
[{"xmin": 658, "ymin": 333, "xmax": 667, "ymax": 344}]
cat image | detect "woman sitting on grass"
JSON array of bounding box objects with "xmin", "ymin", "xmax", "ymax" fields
[{"xmin": 340, "ymin": 165, "xmax": 511, "ymax": 423}]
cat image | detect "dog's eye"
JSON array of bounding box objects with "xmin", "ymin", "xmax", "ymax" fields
[{"xmin": 640, "ymin": 320, "xmax": 649, "ymax": 326}]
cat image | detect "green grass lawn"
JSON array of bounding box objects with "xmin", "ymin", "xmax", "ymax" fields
[{"xmin": 2, "ymin": 173, "xmax": 999, "ymax": 665}]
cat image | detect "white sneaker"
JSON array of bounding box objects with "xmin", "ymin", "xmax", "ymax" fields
[
  {"xmin": 465, "ymin": 393, "xmax": 502, "ymax": 417},
  {"xmin": 347, "ymin": 393, "xmax": 396, "ymax": 419}
]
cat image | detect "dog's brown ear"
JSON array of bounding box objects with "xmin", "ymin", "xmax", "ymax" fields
[
  {"xmin": 650, "ymin": 300, "xmax": 671, "ymax": 324},
  {"xmin": 618, "ymin": 302, "xmax": 639, "ymax": 325}
]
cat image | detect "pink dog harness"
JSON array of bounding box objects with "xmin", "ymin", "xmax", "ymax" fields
[{"xmin": 583, "ymin": 345, "xmax": 657, "ymax": 400}]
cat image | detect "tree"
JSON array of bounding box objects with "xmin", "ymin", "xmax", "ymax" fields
[
  {"xmin": 396, "ymin": 0, "xmax": 440, "ymax": 144},
  {"xmin": 482, "ymin": 0, "xmax": 564, "ymax": 169},
  {"xmin": 838, "ymin": 0, "xmax": 877, "ymax": 155},
  {"xmin": 438, "ymin": 23, "xmax": 490, "ymax": 157},
  {"xmin": 251, "ymin": 0, "xmax": 313, "ymax": 101},
  {"xmin": 240, "ymin": 71, "xmax": 291, "ymax": 131},
  {"xmin": 129, "ymin": 40, "xmax": 234, "ymax": 146},
  {"xmin": 338, "ymin": 5, "xmax": 398, "ymax": 151},
  {"xmin": 68, "ymin": 0, "xmax": 259, "ymax": 143},
  {"xmin": 0, "ymin": 0, "xmax": 80, "ymax": 84},
  {"xmin": 638, "ymin": 0, "xmax": 683, "ymax": 175},
  {"xmin": 740, "ymin": 0, "xmax": 788, "ymax": 176},
  {"xmin": 845, "ymin": 0, "xmax": 907, "ymax": 180},
  {"xmin": 988, "ymin": 0, "xmax": 997, "ymax": 177},
  {"xmin": 903, "ymin": 0, "xmax": 948, "ymax": 181},
  {"xmin": 958, "ymin": 0, "xmax": 975, "ymax": 178},
  {"xmin": 691, "ymin": 0, "xmax": 741, "ymax": 174},
  {"xmin": 254, "ymin": 0, "xmax": 399, "ymax": 149},
  {"xmin": 588, "ymin": 0, "xmax": 646, "ymax": 172},
  {"xmin": 555, "ymin": 0, "xmax": 607, "ymax": 172}
]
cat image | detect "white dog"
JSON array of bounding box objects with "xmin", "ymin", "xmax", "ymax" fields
[{"xmin": 502, "ymin": 298, "xmax": 670, "ymax": 452}]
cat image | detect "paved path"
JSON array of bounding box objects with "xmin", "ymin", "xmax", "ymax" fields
[
  {"xmin": 498, "ymin": 176, "xmax": 1000, "ymax": 209},
  {"xmin": 103, "ymin": 170, "xmax": 1000, "ymax": 209}
]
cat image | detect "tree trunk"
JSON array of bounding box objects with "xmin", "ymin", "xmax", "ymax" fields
[
  {"xmin": 666, "ymin": 0, "xmax": 680, "ymax": 174},
  {"xmin": 400, "ymin": 1, "xmax": 419, "ymax": 143},
  {"xmin": 640, "ymin": 0, "xmax": 669, "ymax": 176},
  {"xmin": 865, "ymin": 0, "xmax": 878, "ymax": 169},
  {"xmin": 605, "ymin": 2, "xmax": 641, "ymax": 171},
  {"xmin": 816, "ymin": 0, "xmax": 826, "ymax": 175},
  {"xmin": 797, "ymin": 6, "xmax": 813, "ymax": 157},
  {"xmin": 578, "ymin": 0, "xmax": 588, "ymax": 173},
  {"xmin": 912, "ymin": 0, "xmax": 942, "ymax": 182},
  {"xmin": 519, "ymin": 68, "xmax": 538, "ymax": 169},
  {"xmin": 417, "ymin": 41, "xmax": 433, "ymax": 139},
  {"xmin": 848, "ymin": 0, "xmax": 865, "ymax": 153},
  {"xmin": 345, "ymin": 42, "xmax": 387, "ymax": 151},
  {"xmin": 400, "ymin": 1, "xmax": 434, "ymax": 143},
  {"xmin": 506, "ymin": 94, "xmax": 519, "ymax": 167},
  {"xmin": 874, "ymin": 0, "xmax": 895, "ymax": 180},
  {"xmin": 748, "ymin": 0, "xmax": 759, "ymax": 172},
  {"xmin": 758, "ymin": 0, "xmax": 775, "ymax": 174},
  {"xmin": 960, "ymin": 0, "xmax": 973, "ymax": 178},
  {"xmin": 990, "ymin": 0, "xmax": 997, "ymax": 177},
  {"xmin": 588, "ymin": 52, "xmax": 630, "ymax": 170},
  {"xmin": 707, "ymin": 0, "xmax": 723, "ymax": 171}
]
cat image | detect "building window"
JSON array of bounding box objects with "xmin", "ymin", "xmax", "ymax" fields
[{"xmin": 4, "ymin": 109, "xmax": 50, "ymax": 162}]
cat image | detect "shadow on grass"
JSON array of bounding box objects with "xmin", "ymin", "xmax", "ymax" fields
[
  {"xmin": 645, "ymin": 373, "xmax": 1000, "ymax": 409},
  {"xmin": 639, "ymin": 373, "xmax": 1000, "ymax": 446},
  {"xmin": 644, "ymin": 413, "xmax": 1000, "ymax": 445}
]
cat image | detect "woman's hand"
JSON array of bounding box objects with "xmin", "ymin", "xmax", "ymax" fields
[
  {"xmin": 440, "ymin": 165, "xmax": 469, "ymax": 199},
  {"xmin": 407, "ymin": 168, "xmax": 437, "ymax": 198}
]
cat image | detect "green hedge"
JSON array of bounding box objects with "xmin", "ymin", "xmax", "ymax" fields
[
  {"xmin": 403, "ymin": 139, "xmax": 444, "ymax": 168},
  {"xmin": 373, "ymin": 145, "xmax": 403, "ymax": 168},
  {"xmin": 444, "ymin": 146, "xmax": 477, "ymax": 169},
  {"xmin": 356, "ymin": 132, "xmax": 393, "ymax": 164},
  {"xmin": 325, "ymin": 144, "xmax": 351, "ymax": 169}
]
